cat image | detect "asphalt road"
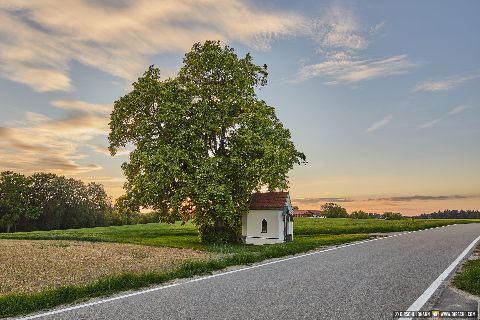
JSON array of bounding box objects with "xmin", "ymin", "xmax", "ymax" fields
[{"xmin": 21, "ymin": 223, "xmax": 480, "ymax": 320}]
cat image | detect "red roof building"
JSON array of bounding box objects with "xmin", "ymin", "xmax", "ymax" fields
[
  {"xmin": 249, "ymin": 191, "xmax": 290, "ymax": 210},
  {"xmin": 243, "ymin": 191, "xmax": 293, "ymax": 245},
  {"xmin": 293, "ymin": 209, "xmax": 324, "ymax": 217}
]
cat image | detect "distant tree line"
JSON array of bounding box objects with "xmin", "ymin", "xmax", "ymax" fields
[
  {"xmin": 313, "ymin": 203, "xmax": 405, "ymax": 220},
  {"xmin": 349, "ymin": 210, "xmax": 381, "ymax": 219},
  {"xmin": 0, "ymin": 171, "xmax": 158, "ymax": 233},
  {"xmin": 349, "ymin": 210, "xmax": 404, "ymax": 220},
  {"xmin": 302, "ymin": 204, "xmax": 480, "ymax": 220},
  {"xmin": 418, "ymin": 210, "xmax": 480, "ymax": 219}
]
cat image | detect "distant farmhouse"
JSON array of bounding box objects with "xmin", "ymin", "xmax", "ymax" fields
[
  {"xmin": 242, "ymin": 192, "xmax": 294, "ymax": 245},
  {"xmin": 293, "ymin": 209, "xmax": 325, "ymax": 218}
]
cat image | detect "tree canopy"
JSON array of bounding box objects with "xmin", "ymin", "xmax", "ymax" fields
[
  {"xmin": 381, "ymin": 212, "xmax": 404, "ymax": 220},
  {"xmin": 109, "ymin": 40, "xmax": 306, "ymax": 242},
  {"xmin": 0, "ymin": 171, "xmax": 41, "ymax": 233},
  {"xmin": 418, "ymin": 210, "xmax": 480, "ymax": 219},
  {"xmin": 350, "ymin": 210, "xmax": 373, "ymax": 219},
  {"xmin": 321, "ymin": 203, "xmax": 348, "ymax": 218},
  {"xmin": 0, "ymin": 171, "xmax": 121, "ymax": 232},
  {"xmin": 28, "ymin": 172, "xmax": 111, "ymax": 230}
]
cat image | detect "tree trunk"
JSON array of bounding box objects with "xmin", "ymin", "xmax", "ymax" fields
[
  {"xmin": 6, "ymin": 224, "xmax": 11, "ymax": 233},
  {"xmin": 199, "ymin": 217, "xmax": 241, "ymax": 243},
  {"xmin": 214, "ymin": 216, "xmax": 226, "ymax": 228}
]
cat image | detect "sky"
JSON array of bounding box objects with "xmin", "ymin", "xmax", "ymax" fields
[{"xmin": 0, "ymin": 0, "xmax": 479, "ymax": 215}]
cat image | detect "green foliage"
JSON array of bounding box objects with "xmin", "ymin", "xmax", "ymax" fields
[
  {"xmin": 108, "ymin": 40, "xmax": 306, "ymax": 243},
  {"xmin": 0, "ymin": 172, "xmax": 41, "ymax": 232},
  {"xmin": 0, "ymin": 171, "xmax": 115, "ymax": 232},
  {"xmin": 321, "ymin": 202, "xmax": 348, "ymax": 218},
  {"xmin": 28, "ymin": 172, "xmax": 112, "ymax": 231},
  {"xmin": 198, "ymin": 223, "xmax": 240, "ymax": 243},
  {"xmin": 419, "ymin": 209, "xmax": 480, "ymax": 219},
  {"xmin": 108, "ymin": 195, "xmax": 159, "ymax": 226},
  {"xmin": 453, "ymin": 250, "xmax": 480, "ymax": 296},
  {"xmin": 350, "ymin": 210, "xmax": 373, "ymax": 219},
  {"xmin": 382, "ymin": 212, "xmax": 404, "ymax": 220}
]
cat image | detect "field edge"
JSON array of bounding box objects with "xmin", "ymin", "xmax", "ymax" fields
[{"xmin": 0, "ymin": 234, "xmax": 369, "ymax": 319}]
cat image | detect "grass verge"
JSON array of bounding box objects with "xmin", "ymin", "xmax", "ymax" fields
[
  {"xmin": 0, "ymin": 233, "xmax": 368, "ymax": 318},
  {"xmin": 453, "ymin": 246, "xmax": 480, "ymax": 296}
]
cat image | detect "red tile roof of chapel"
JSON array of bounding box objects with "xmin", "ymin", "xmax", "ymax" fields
[{"xmin": 249, "ymin": 192, "xmax": 289, "ymax": 210}]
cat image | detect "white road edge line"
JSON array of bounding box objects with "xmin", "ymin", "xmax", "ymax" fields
[
  {"xmin": 17, "ymin": 224, "xmax": 457, "ymax": 320},
  {"xmin": 399, "ymin": 234, "xmax": 480, "ymax": 320}
]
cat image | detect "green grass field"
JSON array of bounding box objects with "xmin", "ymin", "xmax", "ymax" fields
[
  {"xmin": 0, "ymin": 218, "xmax": 473, "ymax": 251},
  {"xmin": 0, "ymin": 218, "xmax": 476, "ymax": 318},
  {"xmin": 0, "ymin": 222, "xmax": 203, "ymax": 249},
  {"xmin": 453, "ymin": 246, "xmax": 480, "ymax": 296},
  {"xmin": 294, "ymin": 218, "xmax": 475, "ymax": 235}
]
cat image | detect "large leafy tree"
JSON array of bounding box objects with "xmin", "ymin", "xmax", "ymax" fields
[
  {"xmin": 0, "ymin": 171, "xmax": 41, "ymax": 232},
  {"xmin": 109, "ymin": 41, "xmax": 306, "ymax": 242}
]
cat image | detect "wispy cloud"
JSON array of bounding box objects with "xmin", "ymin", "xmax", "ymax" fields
[
  {"xmin": 448, "ymin": 105, "xmax": 473, "ymax": 115},
  {"xmin": 296, "ymin": 54, "xmax": 414, "ymax": 84},
  {"xmin": 294, "ymin": 5, "xmax": 413, "ymax": 84},
  {"xmin": 88, "ymin": 143, "xmax": 130, "ymax": 157},
  {"xmin": 369, "ymin": 21, "xmax": 386, "ymax": 35},
  {"xmin": 369, "ymin": 195, "xmax": 476, "ymax": 202},
  {"xmin": 420, "ymin": 104, "xmax": 473, "ymax": 129},
  {"xmin": 366, "ymin": 114, "xmax": 393, "ymax": 133},
  {"xmin": 24, "ymin": 112, "xmax": 50, "ymax": 124},
  {"xmin": 0, "ymin": 100, "xmax": 113, "ymax": 175},
  {"xmin": 0, "ymin": 1, "xmax": 307, "ymax": 92},
  {"xmin": 293, "ymin": 197, "xmax": 354, "ymax": 206},
  {"xmin": 52, "ymin": 100, "xmax": 112, "ymax": 114},
  {"xmin": 0, "ymin": 124, "xmax": 102, "ymax": 174},
  {"xmin": 419, "ymin": 118, "xmax": 442, "ymax": 129},
  {"xmin": 5, "ymin": 66, "xmax": 73, "ymax": 93},
  {"xmin": 414, "ymin": 73, "xmax": 480, "ymax": 92},
  {"xmin": 311, "ymin": 5, "xmax": 367, "ymax": 50}
]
